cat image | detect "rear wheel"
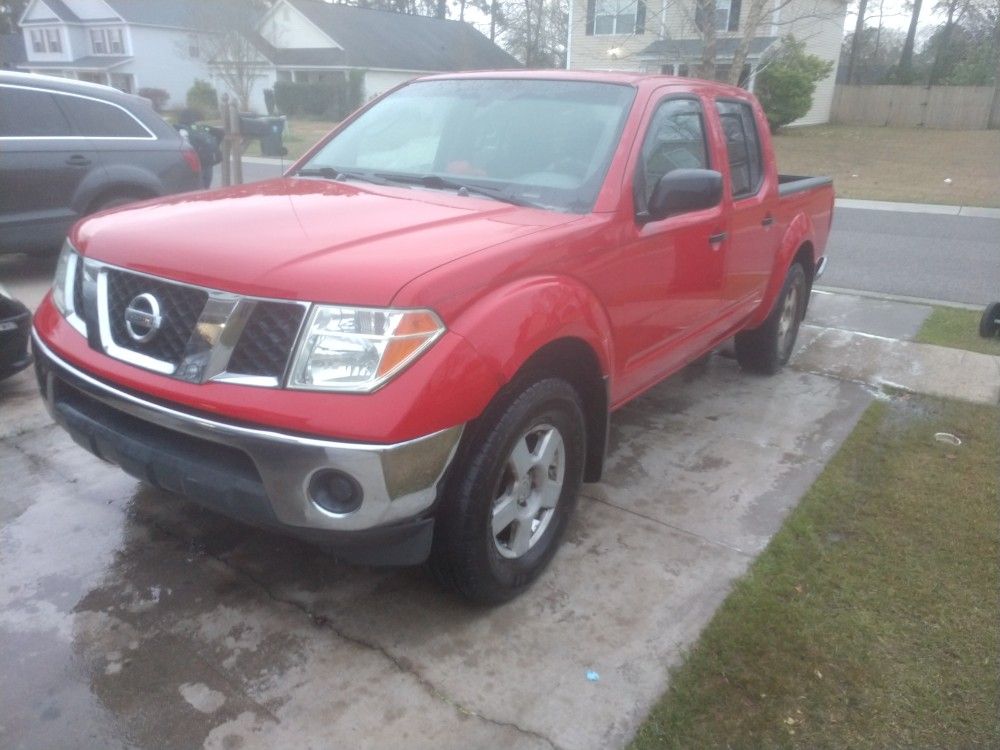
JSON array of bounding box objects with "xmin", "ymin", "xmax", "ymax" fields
[
  {"xmin": 735, "ymin": 262, "xmax": 807, "ymax": 375},
  {"xmin": 89, "ymin": 193, "xmax": 146, "ymax": 214},
  {"xmin": 429, "ymin": 378, "xmax": 585, "ymax": 604}
]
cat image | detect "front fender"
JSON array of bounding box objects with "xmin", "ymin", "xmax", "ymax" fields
[
  {"xmin": 448, "ymin": 275, "xmax": 615, "ymax": 387},
  {"xmin": 746, "ymin": 212, "xmax": 816, "ymax": 329}
]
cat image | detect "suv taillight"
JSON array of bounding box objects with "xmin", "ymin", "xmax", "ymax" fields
[{"xmin": 181, "ymin": 146, "xmax": 201, "ymax": 174}]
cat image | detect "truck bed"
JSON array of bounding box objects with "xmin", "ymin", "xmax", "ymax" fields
[{"xmin": 777, "ymin": 174, "xmax": 834, "ymax": 197}]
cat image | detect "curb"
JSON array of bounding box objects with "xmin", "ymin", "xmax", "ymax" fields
[
  {"xmin": 835, "ymin": 197, "xmax": 1000, "ymax": 219},
  {"xmin": 813, "ymin": 286, "xmax": 984, "ymax": 311}
]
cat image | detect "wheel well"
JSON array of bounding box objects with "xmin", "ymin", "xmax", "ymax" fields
[
  {"xmin": 512, "ymin": 338, "xmax": 609, "ymax": 483},
  {"xmin": 86, "ymin": 186, "xmax": 157, "ymax": 214}
]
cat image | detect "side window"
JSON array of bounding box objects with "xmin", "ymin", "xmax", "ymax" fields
[
  {"xmin": 0, "ymin": 86, "xmax": 73, "ymax": 137},
  {"xmin": 715, "ymin": 100, "xmax": 763, "ymax": 198},
  {"xmin": 55, "ymin": 94, "xmax": 151, "ymax": 138},
  {"xmin": 635, "ymin": 98, "xmax": 709, "ymax": 212}
]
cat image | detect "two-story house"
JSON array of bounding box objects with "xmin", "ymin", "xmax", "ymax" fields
[
  {"xmin": 567, "ymin": 0, "xmax": 847, "ymax": 125},
  {"xmin": 18, "ymin": 0, "xmax": 211, "ymax": 106}
]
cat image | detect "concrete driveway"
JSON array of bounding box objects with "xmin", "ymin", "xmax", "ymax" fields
[{"xmin": 1, "ymin": 310, "xmax": 871, "ymax": 749}]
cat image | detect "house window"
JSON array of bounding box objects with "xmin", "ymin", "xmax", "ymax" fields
[
  {"xmin": 715, "ymin": 0, "xmax": 741, "ymax": 32},
  {"xmin": 188, "ymin": 34, "xmax": 200, "ymax": 59},
  {"xmin": 90, "ymin": 28, "xmax": 126, "ymax": 55},
  {"xmin": 46, "ymin": 28, "xmax": 61, "ymax": 53},
  {"xmin": 587, "ymin": 0, "xmax": 645, "ymax": 36},
  {"xmin": 30, "ymin": 29, "xmax": 45, "ymax": 53}
]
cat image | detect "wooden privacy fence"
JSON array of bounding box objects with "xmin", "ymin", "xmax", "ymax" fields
[{"xmin": 831, "ymin": 85, "xmax": 1000, "ymax": 130}]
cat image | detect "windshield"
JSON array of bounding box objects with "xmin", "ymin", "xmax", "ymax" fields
[{"xmin": 298, "ymin": 78, "xmax": 636, "ymax": 213}]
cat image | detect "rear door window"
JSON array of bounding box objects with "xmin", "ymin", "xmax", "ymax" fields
[
  {"xmin": 715, "ymin": 100, "xmax": 763, "ymax": 198},
  {"xmin": 635, "ymin": 97, "xmax": 709, "ymax": 213},
  {"xmin": 0, "ymin": 86, "xmax": 73, "ymax": 137},
  {"xmin": 54, "ymin": 94, "xmax": 151, "ymax": 138}
]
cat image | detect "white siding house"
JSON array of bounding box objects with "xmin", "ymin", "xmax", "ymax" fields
[
  {"xmin": 18, "ymin": 0, "xmax": 212, "ymax": 108},
  {"xmin": 567, "ymin": 0, "xmax": 848, "ymax": 125}
]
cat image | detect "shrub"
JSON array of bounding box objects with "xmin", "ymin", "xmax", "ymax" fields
[
  {"xmin": 273, "ymin": 74, "xmax": 365, "ymax": 120},
  {"xmin": 186, "ymin": 79, "xmax": 218, "ymax": 116},
  {"xmin": 263, "ymin": 87, "xmax": 276, "ymax": 115},
  {"xmin": 138, "ymin": 87, "xmax": 170, "ymax": 112},
  {"xmin": 755, "ymin": 36, "xmax": 834, "ymax": 131}
]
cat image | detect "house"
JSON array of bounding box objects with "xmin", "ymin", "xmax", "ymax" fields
[
  {"xmin": 245, "ymin": 0, "xmax": 520, "ymax": 110},
  {"xmin": 566, "ymin": 0, "xmax": 847, "ymax": 125},
  {"xmin": 17, "ymin": 0, "xmax": 212, "ymax": 106}
]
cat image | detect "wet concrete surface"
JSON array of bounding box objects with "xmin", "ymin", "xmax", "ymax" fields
[{"xmin": 1, "ymin": 340, "xmax": 872, "ymax": 749}]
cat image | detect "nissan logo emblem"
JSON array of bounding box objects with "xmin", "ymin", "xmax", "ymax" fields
[{"xmin": 124, "ymin": 293, "xmax": 162, "ymax": 343}]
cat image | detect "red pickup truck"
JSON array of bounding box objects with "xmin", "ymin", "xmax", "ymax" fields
[{"xmin": 33, "ymin": 71, "xmax": 833, "ymax": 602}]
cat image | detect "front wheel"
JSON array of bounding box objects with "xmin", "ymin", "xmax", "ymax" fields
[
  {"xmin": 735, "ymin": 262, "xmax": 808, "ymax": 375},
  {"xmin": 429, "ymin": 378, "xmax": 585, "ymax": 604}
]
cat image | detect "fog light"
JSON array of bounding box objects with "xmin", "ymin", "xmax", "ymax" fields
[{"xmin": 308, "ymin": 470, "xmax": 363, "ymax": 515}]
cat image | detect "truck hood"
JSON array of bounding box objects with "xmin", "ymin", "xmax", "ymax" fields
[{"xmin": 72, "ymin": 178, "xmax": 576, "ymax": 306}]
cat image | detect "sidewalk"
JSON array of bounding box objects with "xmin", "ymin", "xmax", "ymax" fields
[{"xmin": 797, "ymin": 291, "xmax": 1000, "ymax": 405}]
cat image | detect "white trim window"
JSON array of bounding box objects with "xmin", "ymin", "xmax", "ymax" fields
[
  {"xmin": 29, "ymin": 27, "xmax": 63, "ymax": 53},
  {"xmin": 593, "ymin": 0, "xmax": 637, "ymax": 35},
  {"xmin": 715, "ymin": 0, "xmax": 741, "ymax": 32},
  {"xmin": 90, "ymin": 28, "xmax": 126, "ymax": 55}
]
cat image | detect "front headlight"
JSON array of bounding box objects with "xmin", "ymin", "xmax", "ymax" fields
[
  {"xmin": 52, "ymin": 240, "xmax": 78, "ymax": 317},
  {"xmin": 288, "ymin": 306, "xmax": 445, "ymax": 392}
]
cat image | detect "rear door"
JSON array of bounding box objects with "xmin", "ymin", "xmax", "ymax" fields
[
  {"xmin": 713, "ymin": 99, "xmax": 777, "ymax": 310},
  {"xmin": 0, "ymin": 84, "xmax": 99, "ymax": 253}
]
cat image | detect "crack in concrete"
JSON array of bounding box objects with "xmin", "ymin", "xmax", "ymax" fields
[
  {"xmin": 148, "ymin": 517, "xmax": 562, "ymax": 750},
  {"xmin": 580, "ymin": 492, "xmax": 751, "ymax": 558}
]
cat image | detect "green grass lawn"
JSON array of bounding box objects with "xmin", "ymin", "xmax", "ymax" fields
[
  {"xmin": 242, "ymin": 118, "xmax": 338, "ymax": 160},
  {"xmin": 631, "ymin": 395, "xmax": 999, "ymax": 749},
  {"xmin": 916, "ymin": 306, "xmax": 1000, "ymax": 356},
  {"xmin": 772, "ymin": 126, "xmax": 1000, "ymax": 208}
]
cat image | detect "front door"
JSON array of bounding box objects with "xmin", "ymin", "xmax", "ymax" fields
[{"xmin": 609, "ymin": 94, "xmax": 729, "ymax": 399}]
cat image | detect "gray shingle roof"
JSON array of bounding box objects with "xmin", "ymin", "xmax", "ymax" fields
[
  {"xmin": 284, "ymin": 0, "xmax": 520, "ymax": 71},
  {"xmin": 101, "ymin": 0, "xmax": 205, "ymax": 30},
  {"xmin": 33, "ymin": 0, "xmax": 81, "ymax": 23},
  {"xmin": 639, "ymin": 36, "xmax": 778, "ymax": 60}
]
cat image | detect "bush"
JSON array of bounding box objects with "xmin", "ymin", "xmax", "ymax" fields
[
  {"xmin": 273, "ymin": 75, "xmax": 364, "ymax": 120},
  {"xmin": 186, "ymin": 79, "xmax": 218, "ymax": 116},
  {"xmin": 755, "ymin": 36, "xmax": 834, "ymax": 131},
  {"xmin": 263, "ymin": 87, "xmax": 276, "ymax": 115},
  {"xmin": 138, "ymin": 87, "xmax": 169, "ymax": 112}
]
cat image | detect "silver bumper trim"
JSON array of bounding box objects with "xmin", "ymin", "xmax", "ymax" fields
[{"xmin": 34, "ymin": 331, "xmax": 463, "ymax": 532}]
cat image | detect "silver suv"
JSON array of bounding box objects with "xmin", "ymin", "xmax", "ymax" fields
[{"xmin": 0, "ymin": 72, "xmax": 202, "ymax": 255}]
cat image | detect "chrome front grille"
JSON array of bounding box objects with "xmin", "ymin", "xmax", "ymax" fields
[{"xmin": 63, "ymin": 257, "xmax": 308, "ymax": 387}]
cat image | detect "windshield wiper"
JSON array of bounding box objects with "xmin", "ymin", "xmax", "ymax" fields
[
  {"xmin": 295, "ymin": 167, "xmax": 395, "ymax": 186},
  {"xmin": 373, "ymin": 172, "xmax": 546, "ymax": 209}
]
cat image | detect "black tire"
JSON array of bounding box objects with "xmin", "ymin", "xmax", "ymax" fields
[
  {"xmin": 979, "ymin": 302, "xmax": 1000, "ymax": 338},
  {"xmin": 89, "ymin": 194, "xmax": 143, "ymax": 214},
  {"xmin": 735, "ymin": 262, "xmax": 808, "ymax": 375},
  {"xmin": 429, "ymin": 378, "xmax": 586, "ymax": 604}
]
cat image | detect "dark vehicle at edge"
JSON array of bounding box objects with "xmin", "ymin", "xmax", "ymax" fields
[
  {"xmin": 0, "ymin": 71, "xmax": 202, "ymax": 255},
  {"xmin": 0, "ymin": 282, "xmax": 31, "ymax": 380}
]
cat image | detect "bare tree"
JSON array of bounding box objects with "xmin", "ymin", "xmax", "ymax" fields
[
  {"xmin": 897, "ymin": 0, "xmax": 924, "ymax": 80},
  {"xmin": 191, "ymin": 1, "xmax": 267, "ymax": 112},
  {"xmin": 844, "ymin": 0, "xmax": 869, "ymax": 83}
]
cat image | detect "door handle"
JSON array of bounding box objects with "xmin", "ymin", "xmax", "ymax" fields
[
  {"xmin": 761, "ymin": 215, "xmax": 775, "ymax": 227},
  {"xmin": 708, "ymin": 232, "xmax": 727, "ymax": 245},
  {"xmin": 66, "ymin": 155, "xmax": 91, "ymax": 167}
]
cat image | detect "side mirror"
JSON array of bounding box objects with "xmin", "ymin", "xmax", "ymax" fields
[{"xmin": 641, "ymin": 168, "xmax": 723, "ymax": 223}]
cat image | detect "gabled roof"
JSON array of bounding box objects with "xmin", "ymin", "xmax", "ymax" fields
[
  {"xmin": 639, "ymin": 36, "xmax": 778, "ymax": 61},
  {"xmin": 101, "ymin": 0, "xmax": 205, "ymax": 30},
  {"xmin": 28, "ymin": 0, "xmax": 82, "ymax": 23},
  {"xmin": 279, "ymin": 0, "xmax": 520, "ymax": 71}
]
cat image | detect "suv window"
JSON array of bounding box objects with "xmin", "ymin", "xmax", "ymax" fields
[
  {"xmin": 55, "ymin": 94, "xmax": 151, "ymax": 138},
  {"xmin": 715, "ymin": 100, "xmax": 763, "ymax": 198},
  {"xmin": 0, "ymin": 86, "xmax": 73, "ymax": 137},
  {"xmin": 635, "ymin": 97, "xmax": 709, "ymax": 213}
]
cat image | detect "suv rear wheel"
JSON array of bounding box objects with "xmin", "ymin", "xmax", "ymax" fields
[{"xmin": 429, "ymin": 378, "xmax": 585, "ymax": 604}]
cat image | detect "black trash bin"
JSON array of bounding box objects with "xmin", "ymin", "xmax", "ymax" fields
[{"xmin": 239, "ymin": 115, "xmax": 286, "ymax": 157}]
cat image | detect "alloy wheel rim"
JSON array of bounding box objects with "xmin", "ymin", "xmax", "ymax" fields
[
  {"xmin": 491, "ymin": 423, "xmax": 565, "ymax": 559},
  {"xmin": 777, "ymin": 283, "xmax": 800, "ymax": 353}
]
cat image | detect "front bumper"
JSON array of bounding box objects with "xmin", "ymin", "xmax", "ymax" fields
[{"xmin": 33, "ymin": 332, "xmax": 463, "ymax": 565}]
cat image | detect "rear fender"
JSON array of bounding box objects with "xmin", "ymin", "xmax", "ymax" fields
[
  {"xmin": 73, "ymin": 164, "xmax": 163, "ymax": 214},
  {"xmin": 746, "ymin": 212, "xmax": 816, "ymax": 329}
]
